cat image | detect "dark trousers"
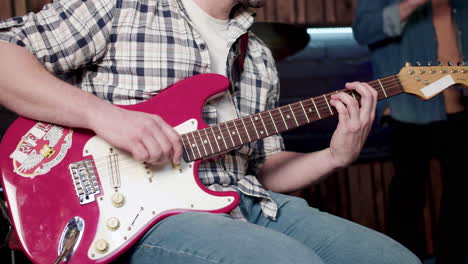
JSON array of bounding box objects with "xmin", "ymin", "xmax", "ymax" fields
[{"xmin": 387, "ymin": 111, "xmax": 468, "ymax": 264}]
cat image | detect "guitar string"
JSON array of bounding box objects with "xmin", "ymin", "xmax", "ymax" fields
[
  {"xmin": 89, "ymin": 77, "xmax": 427, "ymax": 175},
  {"xmin": 179, "ymin": 77, "xmax": 405, "ymax": 150},
  {"xmin": 184, "ymin": 70, "xmax": 459, "ymax": 148},
  {"xmin": 89, "ymin": 73, "xmax": 432, "ymax": 166},
  {"xmin": 90, "ymin": 80, "xmax": 412, "ymax": 168},
  {"xmin": 90, "ymin": 82, "xmax": 396, "ymax": 168},
  {"xmin": 90, "ymin": 71, "xmax": 460, "ymax": 166}
]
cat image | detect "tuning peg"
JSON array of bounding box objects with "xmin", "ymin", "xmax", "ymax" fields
[
  {"xmin": 405, "ymin": 62, "xmax": 412, "ymax": 67},
  {"xmin": 438, "ymin": 61, "xmax": 443, "ymax": 66},
  {"xmin": 427, "ymin": 61, "xmax": 432, "ymax": 66},
  {"xmin": 416, "ymin": 61, "xmax": 422, "ymax": 66},
  {"xmin": 448, "ymin": 61, "xmax": 453, "ymax": 66}
]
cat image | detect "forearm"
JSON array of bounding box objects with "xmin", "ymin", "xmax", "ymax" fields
[
  {"xmin": 258, "ymin": 149, "xmax": 339, "ymax": 193},
  {"xmin": 258, "ymin": 82, "xmax": 377, "ymax": 193},
  {"xmin": 0, "ymin": 42, "xmax": 114, "ymax": 130}
]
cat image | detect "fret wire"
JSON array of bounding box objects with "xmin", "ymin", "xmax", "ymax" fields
[
  {"xmin": 232, "ymin": 120, "xmax": 243, "ymax": 144},
  {"xmin": 272, "ymin": 109, "xmax": 286, "ymax": 132},
  {"xmin": 249, "ymin": 115, "xmax": 260, "ymax": 139},
  {"xmin": 377, "ymin": 79, "xmax": 388, "ymax": 98},
  {"xmin": 239, "ymin": 117, "xmax": 252, "ymax": 142},
  {"xmin": 189, "ymin": 132, "xmax": 201, "ymax": 160},
  {"xmin": 289, "ymin": 104, "xmax": 299, "ymax": 127},
  {"xmin": 181, "ymin": 135, "xmax": 194, "ymax": 161},
  {"xmin": 258, "ymin": 113, "xmax": 269, "ymax": 136},
  {"xmin": 217, "ymin": 124, "xmax": 229, "ymax": 150},
  {"xmin": 323, "ymin": 94, "xmax": 333, "ymax": 115},
  {"xmin": 297, "ymin": 102, "xmax": 310, "ymax": 124},
  {"xmin": 299, "ymin": 101, "xmax": 310, "ymax": 123},
  {"xmin": 284, "ymin": 107, "xmax": 294, "ymax": 127},
  {"xmin": 268, "ymin": 111, "xmax": 279, "ymax": 133},
  {"xmin": 278, "ymin": 106, "xmax": 289, "ymax": 130},
  {"xmin": 196, "ymin": 130, "xmax": 209, "ymax": 157},
  {"xmin": 224, "ymin": 122, "xmax": 235, "ymax": 148},
  {"xmin": 210, "ymin": 126, "xmax": 221, "ymax": 153},
  {"xmin": 203, "ymin": 129, "xmax": 215, "ymax": 155},
  {"xmin": 311, "ymin": 98, "xmax": 321, "ymax": 119}
]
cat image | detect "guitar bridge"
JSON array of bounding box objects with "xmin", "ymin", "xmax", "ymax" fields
[{"xmin": 69, "ymin": 159, "xmax": 101, "ymax": 205}]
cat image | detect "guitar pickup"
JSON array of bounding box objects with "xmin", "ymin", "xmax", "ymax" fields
[{"xmin": 69, "ymin": 159, "xmax": 101, "ymax": 205}]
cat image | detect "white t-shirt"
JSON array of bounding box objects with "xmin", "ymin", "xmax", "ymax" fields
[{"xmin": 181, "ymin": 0, "xmax": 238, "ymax": 122}]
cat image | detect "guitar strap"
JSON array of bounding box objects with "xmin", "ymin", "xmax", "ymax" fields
[
  {"xmin": 229, "ymin": 32, "xmax": 248, "ymax": 99},
  {"xmin": 238, "ymin": 33, "xmax": 248, "ymax": 75}
]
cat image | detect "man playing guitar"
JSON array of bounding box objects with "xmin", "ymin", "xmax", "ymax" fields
[{"xmin": 0, "ymin": 0, "xmax": 420, "ymax": 263}]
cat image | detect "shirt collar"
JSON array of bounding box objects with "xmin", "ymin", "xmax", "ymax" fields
[{"xmin": 175, "ymin": 0, "xmax": 255, "ymax": 42}]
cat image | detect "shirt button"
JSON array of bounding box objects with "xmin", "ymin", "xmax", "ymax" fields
[
  {"xmin": 199, "ymin": 43, "xmax": 207, "ymax": 50},
  {"xmin": 222, "ymin": 183, "xmax": 230, "ymax": 187}
]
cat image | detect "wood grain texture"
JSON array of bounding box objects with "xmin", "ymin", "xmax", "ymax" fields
[
  {"xmin": 306, "ymin": 0, "xmax": 325, "ymax": 25},
  {"xmin": 7, "ymin": 0, "xmax": 356, "ymax": 26},
  {"xmin": 0, "ymin": 0, "xmax": 13, "ymax": 20},
  {"xmin": 335, "ymin": 0, "xmax": 356, "ymax": 25},
  {"xmin": 255, "ymin": 0, "xmax": 355, "ymax": 26},
  {"xmin": 14, "ymin": 0, "xmax": 28, "ymax": 16},
  {"xmin": 304, "ymin": 159, "xmax": 442, "ymax": 256}
]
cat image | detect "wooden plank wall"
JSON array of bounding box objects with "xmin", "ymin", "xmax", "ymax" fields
[
  {"xmin": 0, "ymin": 0, "xmax": 50, "ymax": 19},
  {"xmin": 255, "ymin": 0, "xmax": 357, "ymax": 26},
  {"xmin": 0, "ymin": 0, "xmax": 14, "ymax": 20},
  {"xmin": 2, "ymin": 0, "xmax": 357, "ymax": 26},
  {"xmin": 303, "ymin": 160, "xmax": 442, "ymax": 256}
]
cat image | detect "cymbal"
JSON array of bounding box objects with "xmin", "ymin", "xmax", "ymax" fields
[{"xmin": 250, "ymin": 22, "xmax": 310, "ymax": 61}]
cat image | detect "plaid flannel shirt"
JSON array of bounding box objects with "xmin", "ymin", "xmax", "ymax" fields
[{"xmin": 0, "ymin": 0, "xmax": 284, "ymax": 220}]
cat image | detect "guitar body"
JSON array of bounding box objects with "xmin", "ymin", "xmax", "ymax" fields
[{"xmin": 0, "ymin": 73, "xmax": 240, "ymax": 264}]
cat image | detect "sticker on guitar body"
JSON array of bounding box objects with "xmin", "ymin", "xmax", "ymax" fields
[{"xmin": 9, "ymin": 122, "xmax": 73, "ymax": 178}]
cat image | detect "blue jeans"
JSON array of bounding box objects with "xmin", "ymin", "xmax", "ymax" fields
[{"xmin": 124, "ymin": 192, "xmax": 421, "ymax": 264}]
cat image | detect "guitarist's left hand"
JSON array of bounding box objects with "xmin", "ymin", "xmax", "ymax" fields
[{"xmin": 328, "ymin": 82, "xmax": 377, "ymax": 168}]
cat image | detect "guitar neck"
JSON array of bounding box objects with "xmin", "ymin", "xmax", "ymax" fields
[{"xmin": 182, "ymin": 75, "xmax": 404, "ymax": 161}]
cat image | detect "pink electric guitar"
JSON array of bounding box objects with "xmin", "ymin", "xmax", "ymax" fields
[{"xmin": 0, "ymin": 65, "xmax": 467, "ymax": 264}]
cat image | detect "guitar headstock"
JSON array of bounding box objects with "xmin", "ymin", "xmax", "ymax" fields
[{"xmin": 398, "ymin": 63, "xmax": 468, "ymax": 100}]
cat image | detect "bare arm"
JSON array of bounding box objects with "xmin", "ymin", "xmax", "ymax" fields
[
  {"xmin": 258, "ymin": 82, "xmax": 378, "ymax": 193},
  {"xmin": 0, "ymin": 43, "xmax": 108, "ymax": 130},
  {"xmin": 0, "ymin": 43, "xmax": 182, "ymax": 164}
]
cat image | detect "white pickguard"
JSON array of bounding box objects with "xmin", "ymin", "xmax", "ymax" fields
[{"xmin": 84, "ymin": 119, "xmax": 235, "ymax": 260}]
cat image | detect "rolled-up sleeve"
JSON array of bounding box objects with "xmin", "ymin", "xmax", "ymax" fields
[
  {"xmin": 383, "ymin": 3, "xmax": 407, "ymax": 37},
  {"xmin": 0, "ymin": 0, "xmax": 115, "ymax": 74},
  {"xmin": 353, "ymin": 0, "xmax": 402, "ymax": 45}
]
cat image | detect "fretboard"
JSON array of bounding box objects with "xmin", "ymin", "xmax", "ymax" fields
[{"xmin": 181, "ymin": 75, "xmax": 403, "ymax": 161}]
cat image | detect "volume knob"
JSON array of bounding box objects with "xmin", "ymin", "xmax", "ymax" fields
[
  {"xmin": 111, "ymin": 192, "xmax": 125, "ymax": 208},
  {"xmin": 94, "ymin": 239, "xmax": 109, "ymax": 254},
  {"xmin": 106, "ymin": 217, "xmax": 120, "ymax": 231}
]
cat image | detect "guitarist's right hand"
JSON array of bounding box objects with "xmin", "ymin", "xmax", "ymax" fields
[{"xmin": 89, "ymin": 106, "xmax": 183, "ymax": 166}]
